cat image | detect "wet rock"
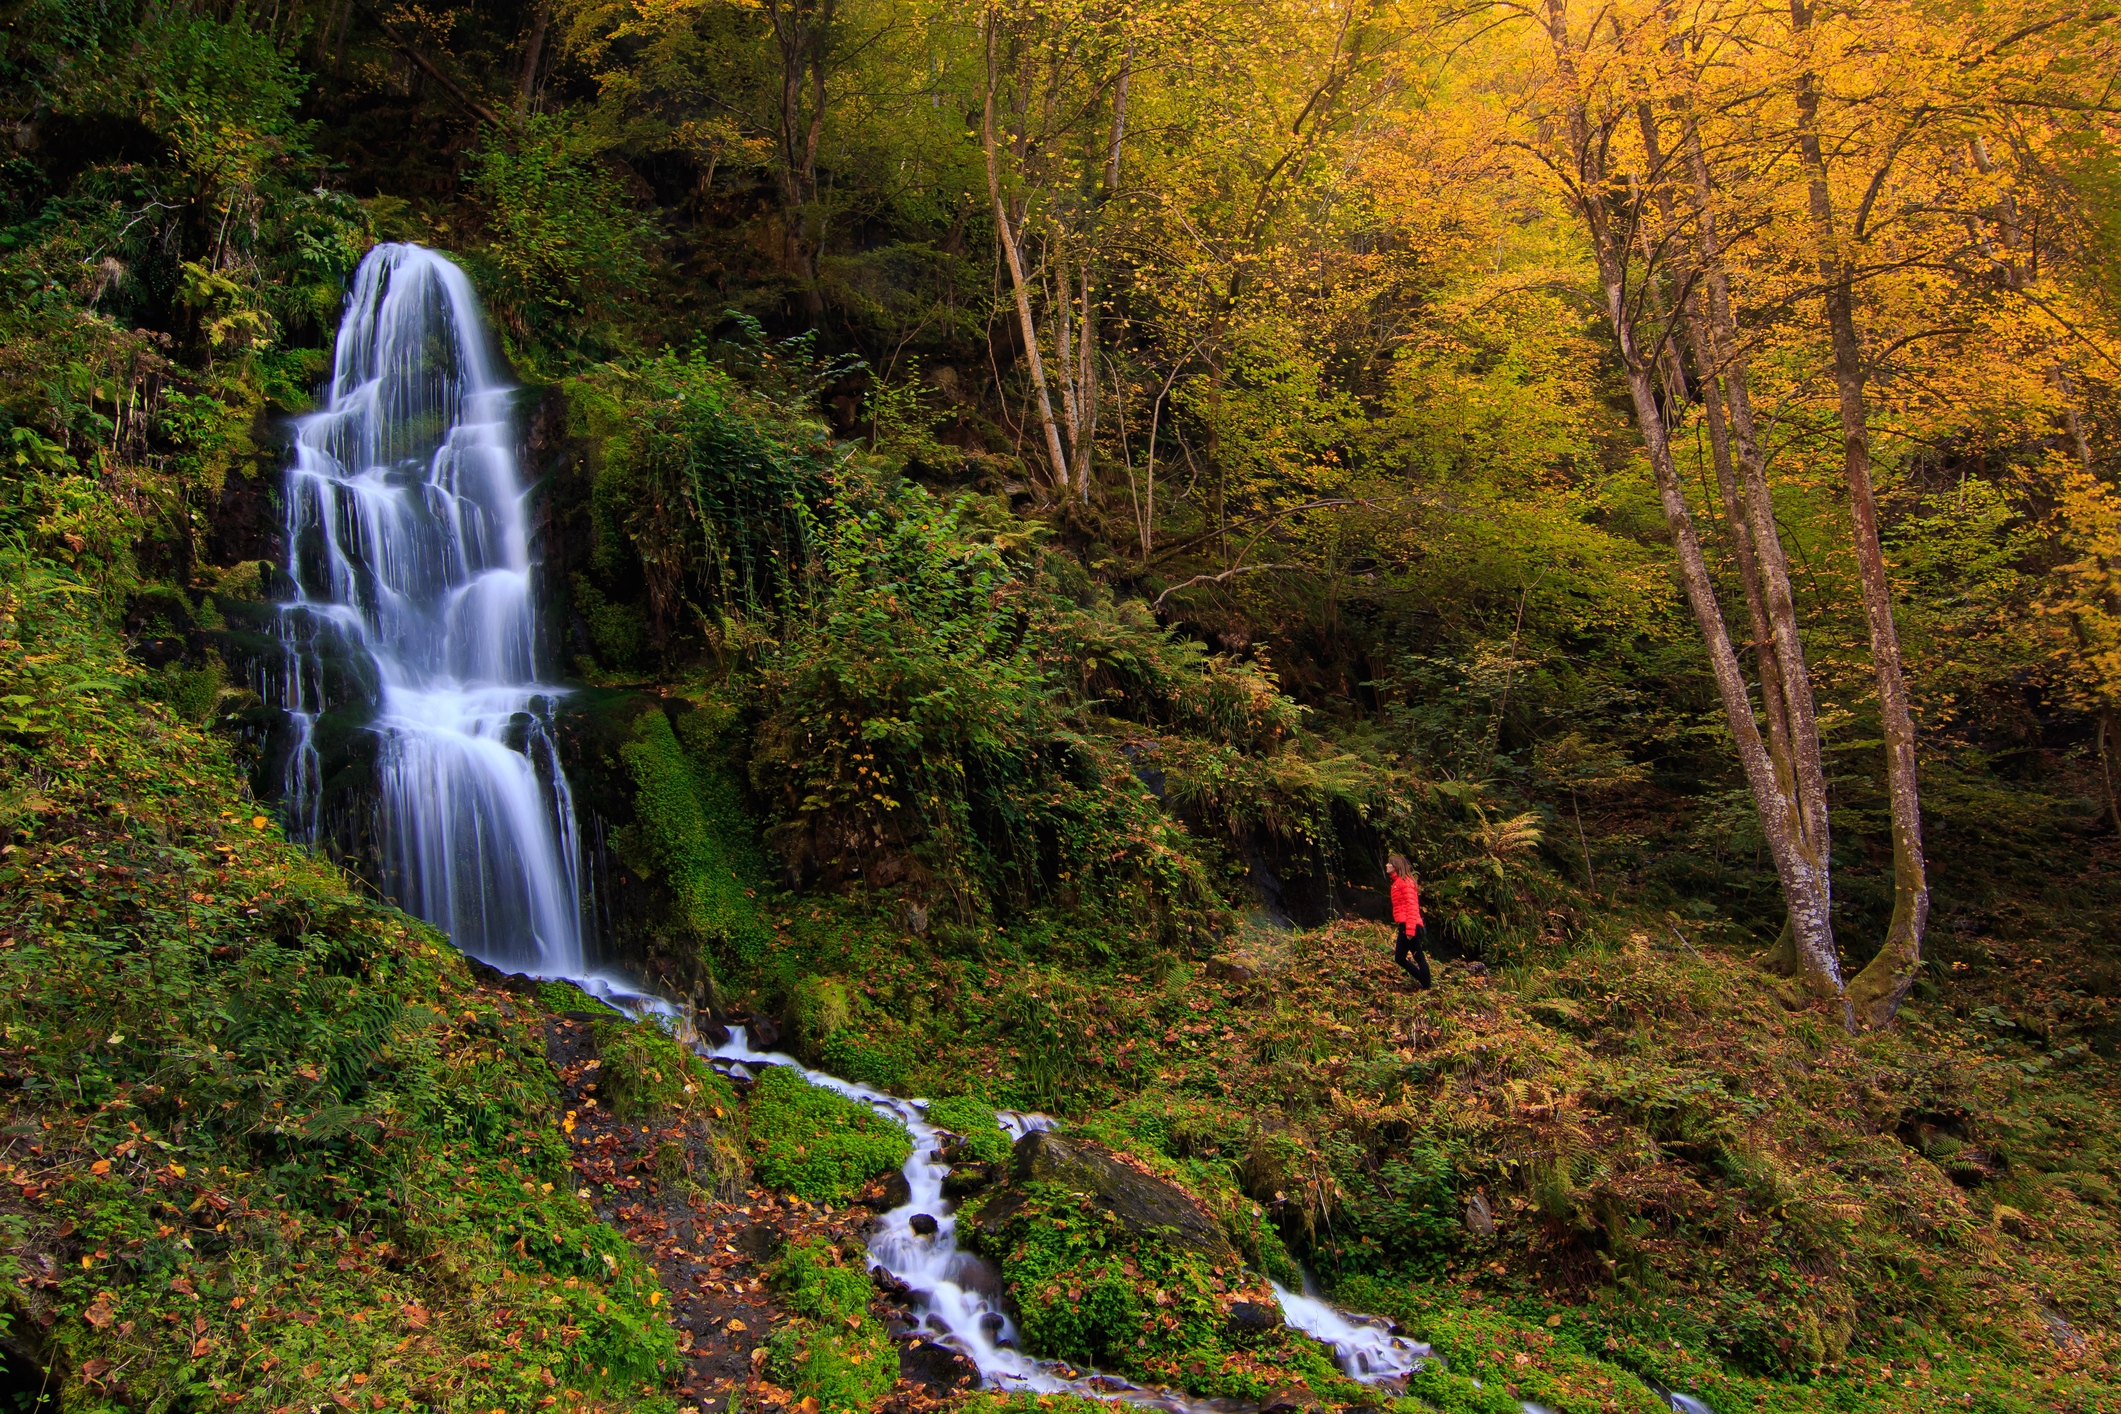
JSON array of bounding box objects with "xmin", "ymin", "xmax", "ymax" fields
[
  {"xmin": 733, "ymin": 1222, "xmax": 784, "ymax": 1262},
  {"xmin": 859, "ymin": 1170, "xmax": 912, "ymax": 1211},
  {"xmin": 943, "ymin": 1161, "xmax": 1000, "ymax": 1198},
  {"xmin": 1012, "ymin": 1130, "xmax": 1238, "ymax": 1264},
  {"xmin": 1465, "ymin": 1192, "xmax": 1496, "ymax": 1238},
  {"xmin": 744, "ymin": 1013, "xmax": 781, "ymax": 1049},
  {"xmin": 979, "ymin": 1312, "xmax": 1005, "ymax": 1340},
  {"xmin": 944, "ymin": 1250, "xmax": 1005, "ymax": 1299},
  {"xmin": 1257, "ymin": 1385, "xmax": 1317, "ymax": 1414},
  {"xmin": 967, "ymin": 1187, "xmax": 1028, "ymax": 1234},
  {"xmin": 909, "ymin": 1213, "xmax": 939, "ymax": 1236},
  {"xmin": 899, "ymin": 1338, "xmax": 978, "ymax": 1391},
  {"xmin": 1224, "ymin": 1300, "xmax": 1282, "ymax": 1340},
  {"xmin": 699, "ymin": 1019, "xmax": 732, "ymax": 1048}
]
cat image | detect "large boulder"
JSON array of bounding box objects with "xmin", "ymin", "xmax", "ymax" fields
[{"xmin": 1011, "ymin": 1129, "xmax": 1237, "ymax": 1265}]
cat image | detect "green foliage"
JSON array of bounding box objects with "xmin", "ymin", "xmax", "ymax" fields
[
  {"xmin": 591, "ymin": 1016, "xmax": 709, "ymax": 1120},
  {"xmin": 924, "ymin": 1095, "xmax": 1012, "ymax": 1165},
  {"xmin": 469, "ymin": 114, "xmax": 657, "ymax": 355},
  {"xmin": 744, "ymin": 1065, "xmax": 911, "ymax": 1203}
]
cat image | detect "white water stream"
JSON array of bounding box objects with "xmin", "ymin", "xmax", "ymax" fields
[
  {"xmin": 701, "ymin": 1025, "xmax": 1429, "ymax": 1405},
  {"xmin": 273, "ymin": 243, "xmax": 1712, "ymax": 1414}
]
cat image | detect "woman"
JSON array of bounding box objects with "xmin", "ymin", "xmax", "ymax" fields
[{"xmin": 1387, "ymin": 854, "xmax": 1431, "ymax": 989}]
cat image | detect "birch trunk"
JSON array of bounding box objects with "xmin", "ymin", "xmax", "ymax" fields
[
  {"xmin": 983, "ymin": 13, "xmax": 1072, "ymax": 495},
  {"xmin": 1792, "ymin": 9, "xmax": 1928, "ymax": 1026}
]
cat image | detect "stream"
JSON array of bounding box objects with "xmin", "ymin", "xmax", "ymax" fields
[
  {"xmin": 702, "ymin": 1022, "xmax": 1428, "ymax": 1406},
  {"xmin": 267, "ymin": 240, "xmax": 1714, "ymax": 1414}
]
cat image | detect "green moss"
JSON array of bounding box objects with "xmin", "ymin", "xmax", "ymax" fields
[
  {"xmin": 0, "ymin": 560, "xmax": 679, "ymax": 1411},
  {"xmin": 535, "ymin": 978, "xmax": 624, "ymax": 1016},
  {"xmin": 745, "ymin": 1065, "xmax": 911, "ymax": 1202},
  {"xmin": 818, "ymin": 1028, "xmax": 912, "ymax": 1091},
  {"xmin": 765, "ymin": 1238, "xmax": 896, "ymax": 1413},
  {"xmin": 965, "ymin": 1181, "xmax": 1352, "ymax": 1401},
  {"xmin": 923, "ymin": 1095, "xmax": 1012, "ymax": 1165},
  {"xmin": 617, "ymin": 703, "xmax": 774, "ymax": 968}
]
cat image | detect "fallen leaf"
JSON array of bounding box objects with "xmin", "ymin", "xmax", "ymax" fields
[
  {"xmin": 89, "ymin": 1159, "xmax": 110, "ymax": 1176},
  {"xmin": 727, "ymin": 1318, "xmax": 747, "ymax": 1332}
]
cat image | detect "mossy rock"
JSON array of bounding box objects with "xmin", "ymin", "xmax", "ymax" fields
[
  {"xmin": 788, "ymin": 973, "xmax": 852, "ymax": 1061},
  {"xmin": 746, "ymin": 1065, "xmax": 912, "ymax": 1202},
  {"xmin": 1009, "ymin": 1129, "xmax": 1238, "ymax": 1265},
  {"xmin": 924, "ymin": 1095, "xmax": 1012, "ymax": 1166},
  {"xmin": 536, "ymin": 979, "xmax": 624, "ymax": 1016},
  {"xmin": 963, "ymin": 1179, "xmax": 1351, "ymax": 1401}
]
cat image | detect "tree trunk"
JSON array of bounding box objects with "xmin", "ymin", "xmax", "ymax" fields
[
  {"xmin": 1681, "ymin": 119, "xmax": 1834, "ymax": 903},
  {"xmin": 516, "ymin": 1, "xmax": 551, "ymax": 113},
  {"xmin": 2102, "ymin": 707, "xmax": 2121, "ymax": 838},
  {"xmin": 983, "ymin": 12, "xmax": 1071, "ymax": 495},
  {"xmin": 1541, "ymin": 0, "xmax": 1844, "ymax": 1010},
  {"xmin": 1793, "ymin": 8, "xmax": 1928, "ymax": 1027}
]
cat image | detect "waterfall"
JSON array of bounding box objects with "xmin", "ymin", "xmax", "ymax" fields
[
  {"xmin": 274, "ymin": 242, "xmax": 587, "ymax": 976},
  {"xmin": 271, "ymin": 243, "xmax": 1716, "ymax": 1414}
]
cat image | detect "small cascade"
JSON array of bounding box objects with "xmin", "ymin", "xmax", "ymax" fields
[
  {"xmin": 702, "ymin": 1025, "xmax": 1433, "ymax": 1409},
  {"xmin": 274, "ymin": 243, "xmax": 587, "ymax": 976}
]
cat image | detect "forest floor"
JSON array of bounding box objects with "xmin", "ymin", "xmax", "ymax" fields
[{"xmin": 543, "ymin": 1008, "xmax": 982, "ymax": 1414}]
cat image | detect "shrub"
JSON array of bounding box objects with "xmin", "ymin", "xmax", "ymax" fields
[
  {"xmin": 745, "ymin": 1065, "xmax": 911, "ymax": 1202},
  {"xmin": 923, "ymin": 1095, "xmax": 1012, "ymax": 1165}
]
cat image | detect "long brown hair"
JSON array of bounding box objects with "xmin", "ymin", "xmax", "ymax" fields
[{"xmin": 1387, "ymin": 853, "xmax": 1412, "ymax": 878}]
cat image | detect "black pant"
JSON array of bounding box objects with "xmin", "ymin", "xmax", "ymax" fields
[{"xmin": 1395, "ymin": 922, "xmax": 1432, "ymax": 988}]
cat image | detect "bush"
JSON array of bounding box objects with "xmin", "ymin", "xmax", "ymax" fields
[
  {"xmin": 745, "ymin": 1065, "xmax": 911, "ymax": 1201},
  {"xmin": 923, "ymin": 1095, "xmax": 1012, "ymax": 1165},
  {"xmin": 469, "ymin": 113, "xmax": 657, "ymax": 352}
]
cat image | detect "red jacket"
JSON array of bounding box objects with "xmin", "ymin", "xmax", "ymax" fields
[{"xmin": 1390, "ymin": 874, "xmax": 1422, "ymax": 928}]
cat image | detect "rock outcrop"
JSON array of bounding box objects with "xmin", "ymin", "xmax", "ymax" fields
[{"xmin": 1006, "ymin": 1129, "xmax": 1237, "ymax": 1265}]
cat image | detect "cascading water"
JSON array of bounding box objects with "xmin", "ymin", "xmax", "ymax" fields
[
  {"xmin": 703, "ymin": 1026, "xmax": 1431, "ymax": 1407},
  {"xmin": 273, "ymin": 243, "xmax": 1715, "ymax": 1414},
  {"xmin": 275, "ymin": 243, "xmax": 587, "ymax": 976}
]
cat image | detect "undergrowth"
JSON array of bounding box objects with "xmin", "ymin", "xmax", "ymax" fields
[{"xmin": 763, "ymin": 1237, "xmax": 895, "ymax": 1414}]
